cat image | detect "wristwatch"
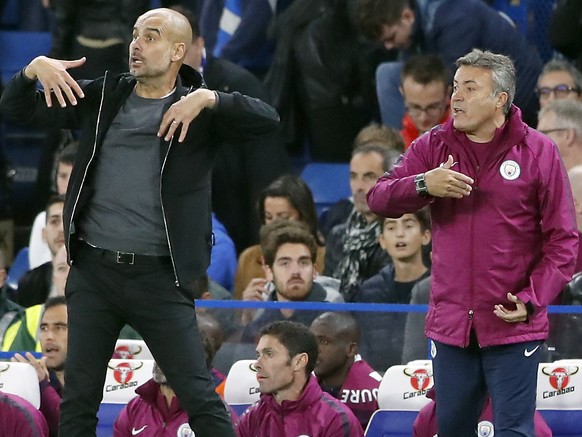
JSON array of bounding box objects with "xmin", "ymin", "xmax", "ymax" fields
[{"xmin": 414, "ymin": 173, "xmax": 429, "ymax": 197}]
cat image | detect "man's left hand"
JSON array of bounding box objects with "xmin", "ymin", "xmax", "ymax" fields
[
  {"xmin": 493, "ymin": 292, "xmax": 527, "ymax": 322},
  {"xmin": 158, "ymin": 89, "xmax": 217, "ymax": 143}
]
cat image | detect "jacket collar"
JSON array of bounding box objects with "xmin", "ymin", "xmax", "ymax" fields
[
  {"xmin": 135, "ymin": 378, "xmax": 183, "ymax": 418},
  {"xmin": 262, "ymin": 375, "xmax": 323, "ymax": 414},
  {"xmin": 436, "ymin": 104, "xmax": 527, "ymax": 158}
]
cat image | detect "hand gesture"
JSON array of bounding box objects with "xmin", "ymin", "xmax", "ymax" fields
[
  {"xmin": 494, "ymin": 292, "xmax": 528, "ymax": 323},
  {"xmin": 25, "ymin": 56, "xmax": 86, "ymax": 108},
  {"xmin": 11, "ymin": 352, "xmax": 49, "ymax": 382},
  {"xmin": 424, "ymin": 155, "xmax": 474, "ymax": 198},
  {"xmin": 240, "ymin": 278, "xmax": 268, "ymax": 325},
  {"xmin": 158, "ymin": 89, "xmax": 217, "ymax": 143}
]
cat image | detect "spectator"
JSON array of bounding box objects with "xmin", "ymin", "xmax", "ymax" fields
[
  {"xmin": 241, "ymin": 220, "xmax": 342, "ymax": 343},
  {"xmin": 324, "ymin": 144, "xmax": 393, "ymax": 293},
  {"xmin": 264, "ymin": 0, "xmax": 378, "ymax": 162},
  {"xmin": 367, "ymin": 49, "xmax": 577, "ymax": 436},
  {"xmin": 196, "ymin": 311, "xmax": 228, "ymax": 396},
  {"xmin": 350, "ymin": 208, "xmax": 431, "ymax": 370},
  {"xmin": 319, "ymin": 125, "xmax": 404, "ymax": 239},
  {"xmin": 11, "ymin": 296, "xmax": 67, "ymax": 437},
  {"xmin": 413, "ymin": 387, "xmax": 552, "ymax": 437},
  {"xmin": 549, "ymin": 0, "xmax": 582, "ymax": 71},
  {"xmin": 10, "ymin": 195, "xmax": 65, "ymax": 308},
  {"xmin": 537, "ymin": 99, "xmax": 582, "ymax": 171},
  {"xmin": 235, "ymin": 320, "xmax": 364, "ymax": 437},
  {"xmin": 200, "ymin": 0, "xmax": 276, "ymax": 78},
  {"xmin": 29, "ymin": 141, "xmax": 78, "ymax": 270},
  {"xmin": 171, "ymin": 4, "xmax": 291, "ymax": 254},
  {"xmin": 113, "ymin": 329, "xmax": 237, "ymax": 436},
  {"xmin": 0, "ymin": 391, "xmax": 49, "ymax": 437},
  {"xmin": 3, "ymin": 246, "xmax": 68, "ymax": 351},
  {"xmin": 568, "ymin": 166, "xmax": 582, "ymax": 274},
  {"xmin": 400, "ymin": 55, "xmax": 451, "ymax": 149},
  {"xmin": 49, "ymin": 0, "xmax": 149, "ymax": 79},
  {"xmin": 359, "ymin": 0, "xmax": 542, "ymax": 128},
  {"xmin": 234, "ymin": 174, "xmax": 325, "ymax": 300},
  {"xmin": 536, "ymin": 59, "xmax": 582, "ymax": 109},
  {"xmin": 310, "ymin": 312, "xmax": 381, "ymax": 430}
]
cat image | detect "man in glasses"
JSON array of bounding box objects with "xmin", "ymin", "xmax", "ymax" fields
[
  {"xmin": 537, "ymin": 59, "xmax": 582, "ymax": 109},
  {"xmin": 400, "ymin": 55, "xmax": 451, "ymax": 149},
  {"xmin": 537, "ymin": 99, "xmax": 582, "ymax": 171}
]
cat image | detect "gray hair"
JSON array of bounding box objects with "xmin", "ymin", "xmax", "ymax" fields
[
  {"xmin": 456, "ymin": 49, "xmax": 516, "ymax": 115},
  {"xmin": 539, "ymin": 99, "xmax": 582, "ymax": 140},
  {"xmin": 539, "ymin": 58, "xmax": 582, "ymax": 92}
]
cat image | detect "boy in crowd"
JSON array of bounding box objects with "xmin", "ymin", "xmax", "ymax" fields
[{"xmin": 350, "ymin": 208, "xmax": 431, "ymax": 370}]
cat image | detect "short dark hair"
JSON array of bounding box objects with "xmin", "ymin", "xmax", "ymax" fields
[
  {"xmin": 260, "ymin": 220, "xmax": 317, "ymax": 268},
  {"xmin": 45, "ymin": 194, "xmax": 65, "ymax": 223},
  {"xmin": 257, "ymin": 174, "xmax": 322, "ymax": 245},
  {"xmin": 381, "ymin": 206, "xmax": 431, "ymax": 232},
  {"xmin": 44, "ymin": 295, "xmax": 67, "ymax": 312},
  {"xmin": 168, "ymin": 4, "xmax": 200, "ymax": 38},
  {"xmin": 260, "ymin": 320, "xmax": 319, "ymax": 375},
  {"xmin": 56, "ymin": 141, "xmax": 78, "ymax": 166},
  {"xmin": 312, "ymin": 312, "xmax": 361, "ymax": 344},
  {"xmin": 357, "ymin": 0, "xmax": 413, "ymax": 40},
  {"xmin": 401, "ymin": 55, "xmax": 450, "ymax": 89}
]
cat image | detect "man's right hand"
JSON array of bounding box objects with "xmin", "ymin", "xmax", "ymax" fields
[
  {"xmin": 240, "ymin": 278, "xmax": 268, "ymax": 325},
  {"xmin": 11, "ymin": 352, "xmax": 49, "ymax": 383},
  {"xmin": 24, "ymin": 56, "xmax": 86, "ymax": 108},
  {"xmin": 424, "ymin": 154, "xmax": 474, "ymax": 198}
]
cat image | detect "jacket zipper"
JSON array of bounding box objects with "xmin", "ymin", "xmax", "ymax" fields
[
  {"xmin": 160, "ymin": 136, "xmax": 180, "ymax": 286},
  {"xmin": 67, "ymin": 73, "xmax": 108, "ymax": 264},
  {"xmin": 467, "ymin": 164, "xmax": 479, "ymax": 345}
]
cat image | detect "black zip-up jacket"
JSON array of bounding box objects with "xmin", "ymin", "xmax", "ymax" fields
[{"xmin": 0, "ymin": 65, "xmax": 279, "ymax": 287}]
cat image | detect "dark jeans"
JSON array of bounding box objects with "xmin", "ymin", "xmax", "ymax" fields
[
  {"xmin": 59, "ymin": 243, "xmax": 235, "ymax": 437},
  {"xmin": 432, "ymin": 336, "xmax": 542, "ymax": 437}
]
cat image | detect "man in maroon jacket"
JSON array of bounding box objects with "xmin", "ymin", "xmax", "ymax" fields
[{"xmin": 310, "ymin": 312, "xmax": 381, "ymax": 430}]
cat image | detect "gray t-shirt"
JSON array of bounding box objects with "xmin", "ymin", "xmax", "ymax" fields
[{"xmin": 80, "ymin": 89, "xmax": 175, "ymax": 255}]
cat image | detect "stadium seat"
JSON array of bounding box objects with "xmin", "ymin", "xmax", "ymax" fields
[
  {"xmin": 6, "ymin": 246, "xmax": 29, "ymax": 290},
  {"xmin": 0, "ymin": 361, "xmax": 40, "ymax": 408},
  {"xmin": 365, "ymin": 362, "xmax": 433, "ymax": 436},
  {"xmin": 97, "ymin": 359, "xmax": 154, "ymax": 437},
  {"xmin": 112, "ymin": 339, "xmax": 153, "ymax": 360},
  {"xmin": 0, "ymin": 31, "xmax": 52, "ymax": 84},
  {"xmin": 300, "ymin": 163, "xmax": 351, "ymax": 216},
  {"xmin": 536, "ymin": 360, "xmax": 582, "ymax": 437},
  {"xmin": 223, "ymin": 359, "xmax": 260, "ymax": 416}
]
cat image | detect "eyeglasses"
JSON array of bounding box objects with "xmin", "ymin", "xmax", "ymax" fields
[
  {"xmin": 536, "ymin": 84, "xmax": 580, "ymax": 99},
  {"xmin": 405, "ymin": 102, "xmax": 447, "ymax": 117},
  {"xmin": 539, "ymin": 127, "xmax": 570, "ymax": 135}
]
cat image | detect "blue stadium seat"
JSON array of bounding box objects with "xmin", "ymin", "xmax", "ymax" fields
[
  {"xmin": 300, "ymin": 163, "xmax": 351, "ymax": 216},
  {"xmin": 0, "ymin": 31, "xmax": 52, "ymax": 84},
  {"xmin": 97, "ymin": 403, "xmax": 126, "ymax": 437},
  {"xmin": 6, "ymin": 246, "xmax": 29, "ymax": 290},
  {"xmin": 365, "ymin": 409, "xmax": 419, "ymax": 437}
]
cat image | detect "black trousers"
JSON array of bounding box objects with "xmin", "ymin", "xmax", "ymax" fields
[{"xmin": 59, "ymin": 243, "xmax": 235, "ymax": 436}]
